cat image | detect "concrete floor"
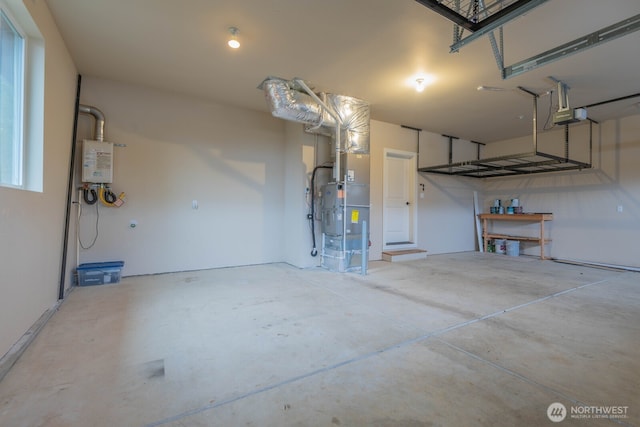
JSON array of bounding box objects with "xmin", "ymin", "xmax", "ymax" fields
[{"xmin": 0, "ymin": 252, "xmax": 638, "ymax": 427}]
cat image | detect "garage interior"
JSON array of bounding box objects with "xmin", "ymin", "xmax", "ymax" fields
[{"xmin": 1, "ymin": 0, "xmax": 639, "ymax": 426}]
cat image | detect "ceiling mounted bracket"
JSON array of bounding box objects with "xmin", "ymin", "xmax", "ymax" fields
[
  {"xmin": 503, "ymin": 12, "xmax": 640, "ymax": 79},
  {"xmin": 449, "ymin": 0, "xmax": 548, "ymax": 52},
  {"xmin": 488, "ymin": 26, "xmax": 505, "ymax": 70},
  {"xmin": 415, "ymin": 0, "xmax": 550, "ymax": 52}
]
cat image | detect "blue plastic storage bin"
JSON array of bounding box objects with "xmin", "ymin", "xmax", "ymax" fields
[{"xmin": 76, "ymin": 261, "xmax": 124, "ymax": 286}]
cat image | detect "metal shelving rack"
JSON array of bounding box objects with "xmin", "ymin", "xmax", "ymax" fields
[
  {"xmin": 418, "ymin": 87, "xmax": 594, "ymax": 178},
  {"xmin": 419, "ymin": 149, "xmax": 592, "ymax": 178}
]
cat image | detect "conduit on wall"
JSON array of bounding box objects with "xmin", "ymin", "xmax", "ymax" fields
[{"xmin": 59, "ymin": 75, "xmax": 83, "ymax": 300}]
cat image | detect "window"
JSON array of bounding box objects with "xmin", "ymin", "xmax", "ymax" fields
[
  {"xmin": 0, "ymin": 0, "xmax": 44, "ymax": 192},
  {"xmin": 0, "ymin": 5, "xmax": 25, "ymax": 187}
]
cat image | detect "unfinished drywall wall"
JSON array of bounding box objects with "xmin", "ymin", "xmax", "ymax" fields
[
  {"xmin": 76, "ymin": 77, "xmax": 285, "ymax": 276},
  {"xmin": 482, "ymin": 114, "xmax": 640, "ymax": 268},
  {"xmin": 0, "ymin": 0, "xmax": 77, "ymax": 357}
]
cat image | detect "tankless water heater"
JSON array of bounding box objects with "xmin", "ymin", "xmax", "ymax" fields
[{"xmin": 82, "ymin": 140, "xmax": 113, "ymax": 183}]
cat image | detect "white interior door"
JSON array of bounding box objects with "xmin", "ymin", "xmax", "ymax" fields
[{"xmin": 383, "ymin": 149, "xmax": 417, "ymax": 249}]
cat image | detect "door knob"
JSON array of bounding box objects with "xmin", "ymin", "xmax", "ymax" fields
[{"xmin": 406, "ymin": 201, "xmax": 410, "ymax": 205}]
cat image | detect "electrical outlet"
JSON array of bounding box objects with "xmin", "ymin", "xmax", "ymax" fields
[{"xmin": 617, "ymin": 205, "xmax": 623, "ymax": 213}]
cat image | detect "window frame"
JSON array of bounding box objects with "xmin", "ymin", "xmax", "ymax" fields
[{"xmin": 0, "ymin": 2, "xmax": 26, "ymax": 188}]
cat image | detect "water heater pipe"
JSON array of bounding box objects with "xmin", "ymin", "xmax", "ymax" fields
[
  {"xmin": 293, "ymin": 79, "xmax": 343, "ymax": 181},
  {"xmin": 78, "ymin": 104, "xmax": 105, "ymax": 141}
]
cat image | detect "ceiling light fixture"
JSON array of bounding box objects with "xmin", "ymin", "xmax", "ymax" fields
[
  {"xmin": 408, "ymin": 74, "xmax": 435, "ymax": 92},
  {"xmin": 227, "ymin": 27, "xmax": 240, "ymax": 49}
]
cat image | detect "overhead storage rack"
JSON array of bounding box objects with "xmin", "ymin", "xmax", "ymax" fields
[
  {"xmin": 418, "ymin": 149, "xmax": 592, "ymax": 178},
  {"xmin": 418, "ymin": 86, "xmax": 595, "ymax": 178}
]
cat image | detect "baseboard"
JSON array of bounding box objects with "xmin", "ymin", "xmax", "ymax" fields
[{"xmin": 0, "ymin": 301, "xmax": 61, "ymax": 383}]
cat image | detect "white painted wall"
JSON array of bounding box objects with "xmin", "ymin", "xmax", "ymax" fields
[
  {"xmin": 0, "ymin": 0, "xmax": 77, "ymax": 357},
  {"xmin": 417, "ymin": 130, "xmax": 484, "ymax": 255},
  {"xmin": 482, "ymin": 116, "xmax": 640, "ymax": 268},
  {"xmin": 369, "ymin": 121, "xmax": 480, "ymax": 260},
  {"xmin": 76, "ymin": 77, "xmax": 286, "ymax": 276}
]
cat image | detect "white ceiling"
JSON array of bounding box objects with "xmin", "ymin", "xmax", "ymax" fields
[{"xmin": 46, "ymin": 0, "xmax": 640, "ymax": 143}]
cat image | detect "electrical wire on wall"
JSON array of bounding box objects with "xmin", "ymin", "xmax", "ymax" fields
[
  {"xmin": 308, "ymin": 163, "xmax": 333, "ymax": 256},
  {"xmin": 76, "ymin": 182, "xmax": 124, "ymax": 251},
  {"xmin": 77, "ymin": 188, "xmax": 100, "ymax": 249}
]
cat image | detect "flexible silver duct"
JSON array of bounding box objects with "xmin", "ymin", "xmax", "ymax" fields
[
  {"xmin": 326, "ymin": 93, "xmax": 370, "ymax": 154},
  {"xmin": 260, "ymin": 77, "xmax": 370, "ymax": 153},
  {"xmin": 262, "ymin": 78, "xmax": 324, "ymax": 126},
  {"xmin": 78, "ymin": 104, "xmax": 105, "ymax": 142}
]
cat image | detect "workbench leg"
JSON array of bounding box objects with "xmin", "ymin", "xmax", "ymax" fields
[
  {"xmin": 482, "ymin": 219, "xmax": 488, "ymax": 253},
  {"xmin": 540, "ymin": 220, "xmax": 545, "ymax": 259}
]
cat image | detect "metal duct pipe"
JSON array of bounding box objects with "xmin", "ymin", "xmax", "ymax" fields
[
  {"xmin": 324, "ymin": 93, "xmax": 370, "ymax": 154},
  {"xmin": 260, "ymin": 77, "xmax": 370, "ymax": 155},
  {"xmin": 79, "ymin": 104, "xmax": 105, "ymax": 141},
  {"xmin": 261, "ymin": 78, "xmax": 327, "ymax": 127},
  {"xmin": 293, "ymin": 79, "xmax": 343, "ymax": 181}
]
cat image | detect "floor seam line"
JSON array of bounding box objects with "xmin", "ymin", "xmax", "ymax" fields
[
  {"xmin": 430, "ymin": 276, "xmax": 616, "ymax": 338},
  {"xmin": 434, "ymin": 338, "xmax": 635, "ymax": 427},
  {"xmin": 144, "ymin": 275, "xmax": 622, "ymax": 426}
]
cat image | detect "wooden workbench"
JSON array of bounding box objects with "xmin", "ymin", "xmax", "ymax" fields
[{"xmin": 478, "ymin": 213, "xmax": 553, "ymax": 259}]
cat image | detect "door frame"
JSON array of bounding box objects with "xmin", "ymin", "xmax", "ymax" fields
[{"xmin": 383, "ymin": 148, "xmax": 418, "ymax": 251}]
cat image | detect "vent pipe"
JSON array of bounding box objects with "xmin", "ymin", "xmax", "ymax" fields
[
  {"xmin": 260, "ymin": 77, "xmax": 370, "ymax": 154},
  {"xmin": 79, "ymin": 104, "xmax": 105, "ymax": 141}
]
